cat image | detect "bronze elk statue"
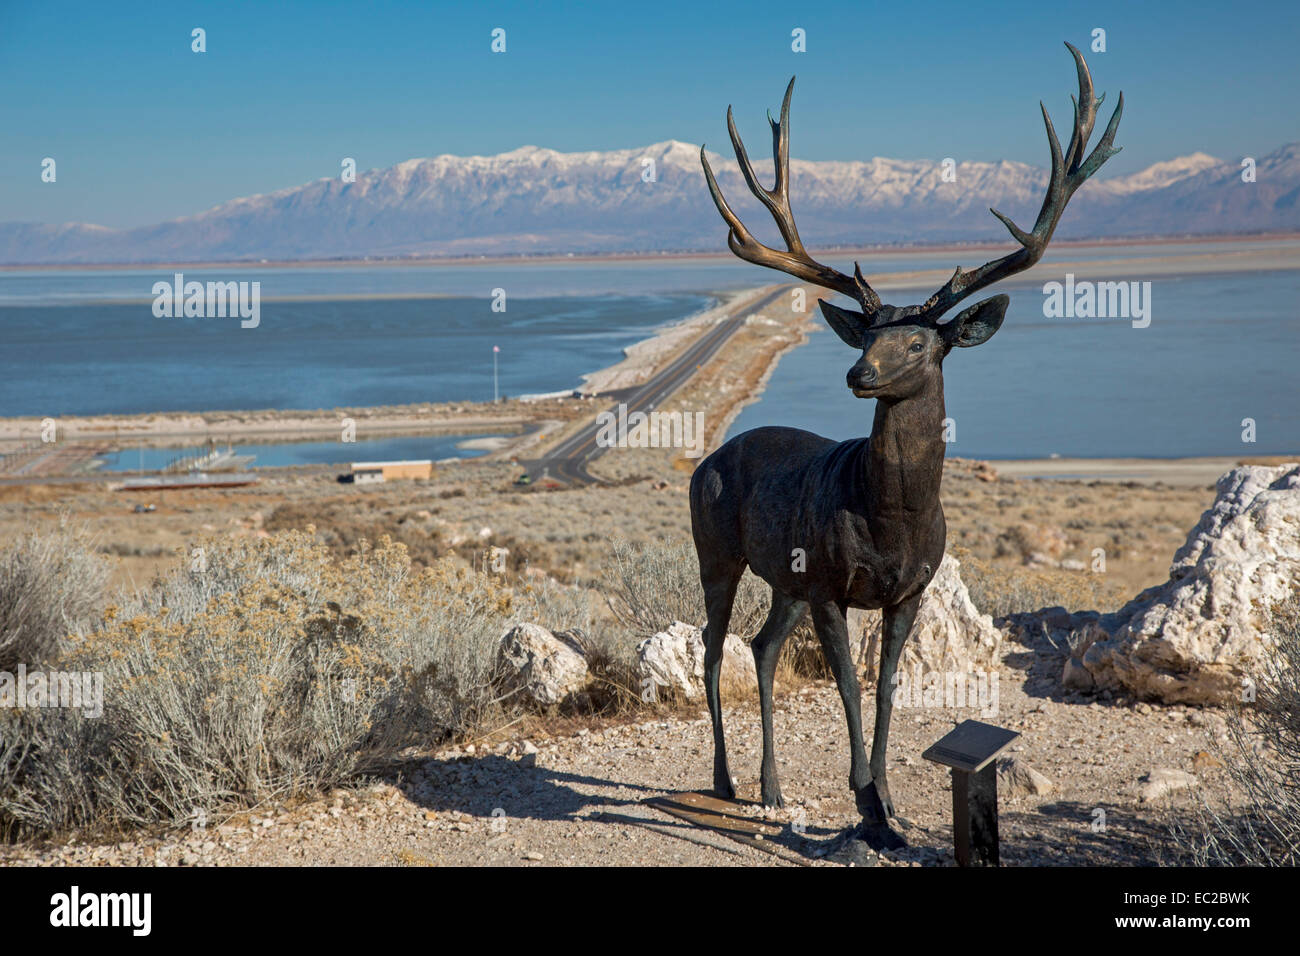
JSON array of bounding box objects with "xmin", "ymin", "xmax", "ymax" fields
[{"xmin": 691, "ymin": 43, "xmax": 1122, "ymax": 850}]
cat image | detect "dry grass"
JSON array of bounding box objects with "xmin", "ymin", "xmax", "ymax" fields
[
  {"xmin": 0, "ymin": 512, "xmax": 1224, "ymax": 846},
  {"xmin": 600, "ymin": 537, "xmax": 827, "ymax": 686},
  {"xmin": 0, "ymin": 521, "xmax": 110, "ymax": 670},
  {"xmin": 1165, "ymin": 599, "xmax": 1300, "ymax": 866},
  {"xmin": 601, "ymin": 537, "xmax": 770, "ymax": 639},
  {"xmin": 951, "ymin": 545, "xmax": 1129, "ymax": 620}
]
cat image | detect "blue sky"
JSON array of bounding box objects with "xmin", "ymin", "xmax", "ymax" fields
[{"xmin": 2, "ymin": 0, "xmax": 1297, "ymax": 228}]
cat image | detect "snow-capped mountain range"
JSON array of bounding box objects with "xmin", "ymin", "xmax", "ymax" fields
[{"xmin": 3, "ymin": 141, "xmax": 1297, "ymax": 264}]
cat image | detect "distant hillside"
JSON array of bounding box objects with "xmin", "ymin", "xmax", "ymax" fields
[{"xmin": 2, "ymin": 142, "xmax": 1296, "ymax": 264}]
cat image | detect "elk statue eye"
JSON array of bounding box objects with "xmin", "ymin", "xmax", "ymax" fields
[{"xmin": 909, "ymin": 342, "xmax": 924, "ymax": 353}]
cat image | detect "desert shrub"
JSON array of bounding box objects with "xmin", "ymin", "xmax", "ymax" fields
[
  {"xmin": 0, "ymin": 530, "xmax": 529, "ymax": 839},
  {"xmin": 601, "ymin": 538, "xmax": 771, "ymax": 639},
  {"xmin": 556, "ymin": 625, "xmax": 644, "ymax": 715},
  {"xmin": 0, "ymin": 522, "xmax": 110, "ymax": 671},
  {"xmin": 517, "ymin": 574, "xmax": 598, "ymax": 637},
  {"xmin": 1166, "ymin": 599, "xmax": 1300, "ymax": 866},
  {"xmin": 263, "ymin": 502, "xmax": 445, "ymax": 567},
  {"xmin": 513, "ymin": 576, "xmax": 646, "ymax": 714},
  {"xmin": 600, "ymin": 538, "xmax": 829, "ymax": 685},
  {"xmin": 950, "ymin": 546, "xmax": 1126, "ymax": 619}
]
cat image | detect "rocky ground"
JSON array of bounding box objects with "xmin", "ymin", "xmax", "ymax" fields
[{"xmin": 0, "ymin": 665, "xmax": 1228, "ymax": 867}]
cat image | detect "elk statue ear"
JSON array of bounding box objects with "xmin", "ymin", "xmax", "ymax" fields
[
  {"xmin": 818, "ymin": 299, "xmax": 870, "ymax": 349},
  {"xmin": 942, "ymin": 294, "xmax": 1009, "ymax": 348}
]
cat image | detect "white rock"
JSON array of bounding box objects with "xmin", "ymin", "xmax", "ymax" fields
[
  {"xmin": 998, "ymin": 756, "xmax": 1055, "ymax": 796},
  {"xmin": 1139, "ymin": 767, "xmax": 1198, "ymax": 802},
  {"xmin": 496, "ymin": 623, "xmax": 589, "ymax": 706},
  {"xmin": 848, "ymin": 553, "xmax": 1002, "ymax": 683},
  {"xmin": 1082, "ymin": 464, "xmax": 1300, "ymax": 705},
  {"xmin": 634, "ymin": 621, "xmax": 755, "ymax": 700}
]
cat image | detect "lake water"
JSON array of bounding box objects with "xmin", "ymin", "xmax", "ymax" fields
[
  {"xmin": 99, "ymin": 433, "xmax": 499, "ymax": 472},
  {"xmin": 1, "ymin": 240, "xmax": 1291, "ymax": 305},
  {"xmin": 0, "ymin": 292, "xmax": 715, "ymax": 416},
  {"xmin": 1, "ymin": 245, "xmax": 1296, "ymax": 458},
  {"xmin": 728, "ymin": 268, "xmax": 1300, "ymax": 458}
]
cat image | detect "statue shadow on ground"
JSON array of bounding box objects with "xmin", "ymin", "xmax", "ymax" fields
[
  {"xmin": 386, "ymin": 754, "xmax": 653, "ymax": 824},
  {"xmin": 385, "ymin": 754, "xmax": 921, "ymax": 865},
  {"xmin": 386, "ymin": 743, "xmax": 1177, "ymax": 865}
]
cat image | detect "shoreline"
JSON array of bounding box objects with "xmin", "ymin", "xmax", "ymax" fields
[
  {"xmin": 6, "ymin": 242, "xmax": 1296, "ymax": 310},
  {"xmin": 0, "ymin": 285, "xmax": 775, "ymax": 453},
  {"xmin": 707, "ymin": 307, "xmax": 817, "ymax": 452},
  {"xmin": 982, "ymin": 455, "xmax": 1299, "ymax": 487},
  {"xmin": 578, "ymin": 285, "xmax": 777, "ymax": 394},
  {"xmin": 3, "ymin": 231, "xmax": 1298, "ymax": 273}
]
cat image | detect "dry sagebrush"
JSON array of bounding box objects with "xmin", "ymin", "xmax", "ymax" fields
[
  {"xmin": 601, "ymin": 537, "xmax": 771, "ymax": 639},
  {"xmin": 0, "ymin": 530, "xmax": 550, "ymax": 839},
  {"xmin": 950, "ymin": 545, "xmax": 1127, "ymax": 620},
  {"xmin": 1166, "ymin": 599, "xmax": 1300, "ymax": 866},
  {"xmin": 0, "ymin": 522, "xmax": 109, "ymax": 671},
  {"xmin": 599, "ymin": 537, "xmax": 828, "ymax": 683}
]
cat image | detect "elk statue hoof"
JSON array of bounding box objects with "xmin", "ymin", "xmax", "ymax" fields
[
  {"xmin": 825, "ymin": 819, "xmax": 906, "ymax": 864},
  {"xmin": 856, "ymin": 820, "xmax": 908, "ymax": 852},
  {"xmin": 713, "ymin": 774, "xmax": 736, "ymax": 802},
  {"xmin": 855, "ymin": 778, "xmax": 895, "ymax": 823}
]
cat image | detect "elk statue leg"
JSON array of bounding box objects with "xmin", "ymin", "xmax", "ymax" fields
[
  {"xmin": 863, "ymin": 593, "xmax": 923, "ymax": 836},
  {"xmin": 809, "ymin": 603, "xmax": 878, "ymax": 811},
  {"xmin": 750, "ymin": 590, "xmax": 808, "ymax": 808},
  {"xmin": 699, "ymin": 558, "xmax": 742, "ymax": 799}
]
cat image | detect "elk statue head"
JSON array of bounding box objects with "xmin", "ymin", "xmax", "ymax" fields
[{"xmin": 700, "ymin": 42, "xmax": 1123, "ymax": 404}]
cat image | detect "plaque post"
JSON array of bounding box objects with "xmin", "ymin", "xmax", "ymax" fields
[{"xmin": 922, "ymin": 719, "xmax": 1020, "ymax": 868}]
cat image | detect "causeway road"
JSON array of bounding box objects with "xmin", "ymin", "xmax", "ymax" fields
[{"xmin": 523, "ymin": 285, "xmax": 791, "ymax": 485}]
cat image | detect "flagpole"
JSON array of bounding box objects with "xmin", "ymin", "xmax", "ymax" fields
[{"xmin": 493, "ymin": 345, "xmax": 499, "ymax": 404}]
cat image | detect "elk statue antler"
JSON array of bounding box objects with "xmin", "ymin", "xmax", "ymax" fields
[
  {"xmin": 918, "ymin": 42, "xmax": 1124, "ymax": 320},
  {"xmin": 699, "ymin": 42, "xmax": 1123, "ymax": 329},
  {"xmin": 700, "ymin": 77, "xmax": 883, "ymax": 319}
]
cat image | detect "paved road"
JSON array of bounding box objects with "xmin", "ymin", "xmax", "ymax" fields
[{"xmin": 522, "ymin": 285, "xmax": 791, "ymax": 486}]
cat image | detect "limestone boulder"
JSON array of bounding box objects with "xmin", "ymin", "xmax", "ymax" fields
[
  {"xmin": 496, "ymin": 623, "xmax": 589, "ymax": 706},
  {"xmin": 998, "ymin": 756, "xmax": 1055, "ymax": 797},
  {"xmin": 848, "ymin": 553, "xmax": 1002, "ymax": 683},
  {"xmin": 1079, "ymin": 464, "xmax": 1300, "ymax": 704},
  {"xmin": 1140, "ymin": 768, "xmax": 1198, "ymax": 802},
  {"xmin": 634, "ymin": 621, "xmax": 755, "ymax": 700}
]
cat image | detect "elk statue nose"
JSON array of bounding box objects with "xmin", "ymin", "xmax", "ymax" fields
[{"xmin": 849, "ymin": 366, "xmax": 877, "ymax": 388}]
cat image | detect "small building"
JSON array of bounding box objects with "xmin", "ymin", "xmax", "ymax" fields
[{"xmin": 349, "ymin": 459, "xmax": 434, "ymax": 484}]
